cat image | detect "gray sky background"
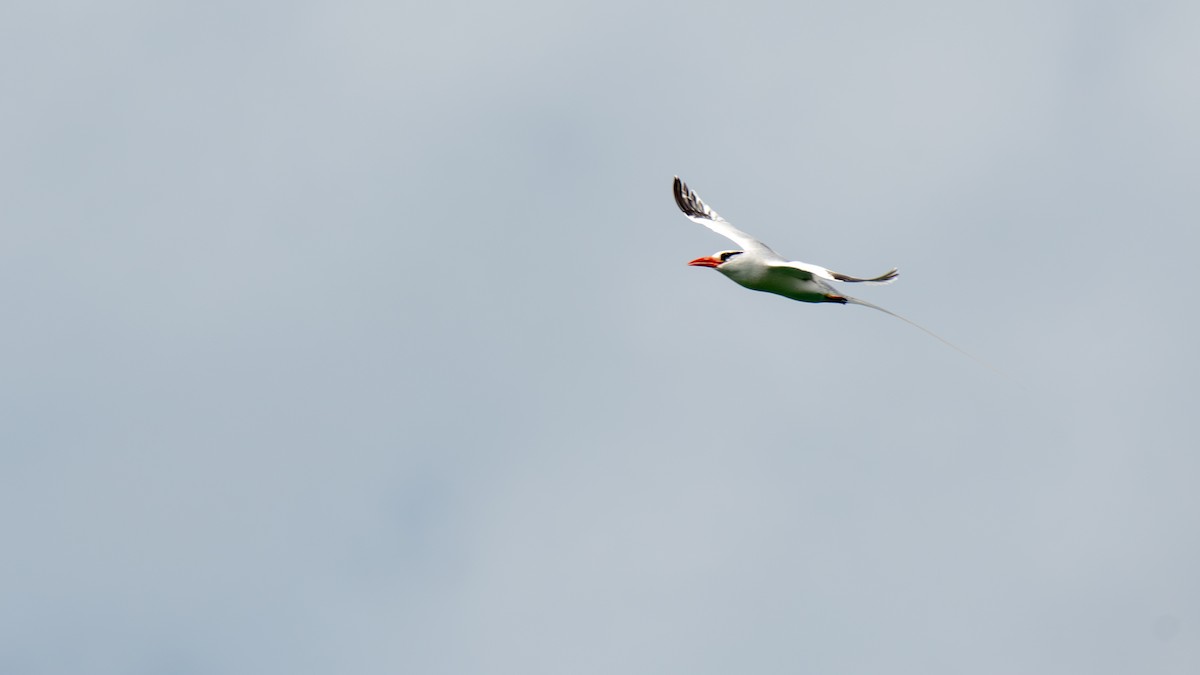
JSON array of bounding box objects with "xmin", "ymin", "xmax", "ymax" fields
[{"xmin": 3, "ymin": 0, "xmax": 1199, "ymax": 673}]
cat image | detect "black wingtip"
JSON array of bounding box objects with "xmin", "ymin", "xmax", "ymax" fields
[
  {"xmin": 830, "ymin": 267, "xmax": 900, "ymax": 284},
  {"xmin": 672, "ymin": 176, "xmax": 706, "ymax": 219},
  {"xmin": 869, "ymin": 268, "xmax": 900, "ymax": 283}
]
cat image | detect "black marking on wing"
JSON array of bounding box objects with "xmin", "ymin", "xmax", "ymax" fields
[
  {"xmin": 830, "ymin": 268, "xmax": 899, "ymax": 283},
  {"xmin": 673, "ymin": 176, "xmax": 718, "ymax": 222}
]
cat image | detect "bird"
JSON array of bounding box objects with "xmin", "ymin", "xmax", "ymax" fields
[{"xmin": 673, "ymin": 175, "xmax": 977, "ymax": 359}]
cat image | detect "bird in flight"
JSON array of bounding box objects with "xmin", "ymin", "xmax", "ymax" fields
[{"xmin": 673, "ymin": 175, "xmax": 975, "ymax": 358}]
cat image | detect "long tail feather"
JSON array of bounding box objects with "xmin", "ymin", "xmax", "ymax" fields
[{"xmin": 841, "ymin": 295, "xmax": 1003, "ymax": 376}]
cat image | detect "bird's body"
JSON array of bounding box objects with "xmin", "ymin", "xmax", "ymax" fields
[
  {"xmin": 673, "ymin": 175, "xmax": 982, "ymax": 362},
  {"xmin": 711, "ymin": 253, "xmax": 846, "ymax": 304},
  {"xmin": 673, "ymin": 175, "xmax": 897, "ymax": 305}
]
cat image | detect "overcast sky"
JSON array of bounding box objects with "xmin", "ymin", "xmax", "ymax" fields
[{"xmin": 3, "ymin": 0, "xmax": 1199, "ymax": 673}]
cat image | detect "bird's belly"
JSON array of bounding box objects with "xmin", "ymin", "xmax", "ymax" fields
[{"xmin": 729, "ymin": 269, "xmax": 829, "ymax": 303}]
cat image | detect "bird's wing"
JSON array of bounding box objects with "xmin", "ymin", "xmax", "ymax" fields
[
  {"xmin": 673, "ymin": 176, "xmax": 778, "ymax": 256},
  {"xmin": 769, "ymin": 260, "xmax": 899, "ymax": 284}
]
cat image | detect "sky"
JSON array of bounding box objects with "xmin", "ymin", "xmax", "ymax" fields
[{"xmin": 2, "ymin": 0, "xmax": 1199, "ymax": 673}]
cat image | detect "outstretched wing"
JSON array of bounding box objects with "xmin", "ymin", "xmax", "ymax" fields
[
  {"xmin": 673, "ymin": 176, "xmax": 778, "ymax": 257},
  {"xmin": 769, "ymin": 260, "xmax": 898, "ymax": 284}
]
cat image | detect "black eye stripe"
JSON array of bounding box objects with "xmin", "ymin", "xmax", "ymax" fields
[{"xmin": 720, "ymin": 251, "xmax": 742, "ymax": 262}]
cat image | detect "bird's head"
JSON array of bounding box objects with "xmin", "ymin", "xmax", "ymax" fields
[{"xmin": 687, "ymin": 250, "xmax": 743, "ymax": 269}]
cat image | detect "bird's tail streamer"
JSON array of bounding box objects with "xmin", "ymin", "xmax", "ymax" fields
[{"xmin": 842, "ymin": 295, "xmax": 1004, "ymax": 377}]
